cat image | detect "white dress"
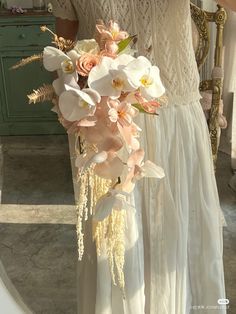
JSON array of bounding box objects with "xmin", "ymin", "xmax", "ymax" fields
[
  {"xmin": 0, "ymin": 261, "xmax": 32, "ymax": 314},
  {"xmin": 53, "ymin": 1, "xmax": 226, "ymax": 314}
]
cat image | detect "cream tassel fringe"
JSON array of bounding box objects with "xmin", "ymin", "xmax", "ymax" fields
[{"xmin": 75, "ymin": 162, "xmax": 126, "ymax": 292}]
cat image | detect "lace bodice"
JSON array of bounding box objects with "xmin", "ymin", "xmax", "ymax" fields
[{"xmin": 52, "ymin": 0, "xmax": 200, "ymax": 104}]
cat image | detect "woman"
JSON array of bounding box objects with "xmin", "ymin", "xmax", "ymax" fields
[
  {"xmin": 218, "ymin": 0, "xmax": 236, "ymax": 10},
  {"xmin": 52, "ymin": 1, "xmax": 226, "ymax": 313}
]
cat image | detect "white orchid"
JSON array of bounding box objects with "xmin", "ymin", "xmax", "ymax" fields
[
  {"xmin": 88, "ymin": 54, "xmax": 136, "ymax": 99},
  {"xmin": 43, "ymin": 46, "xmax": 80, "ymax": 74},
  {"xmin": 52, "ymin": 72, "xmax": 78, "ymax": 96},
  {"xmin": 59, "ymin": 84, "xmax": 101, "ymax": 122},
  {"xmin": 123, "ymin": 56, "xmax": 165, "ymax": 100},
  {"xmin": 43, "ymin": 46, "xmax": 69, "ymax": 71},
  {"xmin": 93, "ymin": 189, "xmax": 135, "ymax": 221},
  {"xmin": 75, "ymin": 150, "xmax": 108, "ymax": 172}
]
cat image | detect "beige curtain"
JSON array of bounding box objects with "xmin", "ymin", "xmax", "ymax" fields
[{"xmin": 219, "ymin": 9, "xmax": 236, "ymax": 190}]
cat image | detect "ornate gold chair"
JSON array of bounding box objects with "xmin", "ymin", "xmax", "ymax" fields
[{"xmin": 190, "ymin": 3, "xmax": 227, "ymax": 168}]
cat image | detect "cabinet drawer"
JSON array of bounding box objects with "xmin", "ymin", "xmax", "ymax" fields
[{"xmin": 0, "ymin": 24, "xmax": 54, "ymax": 48}]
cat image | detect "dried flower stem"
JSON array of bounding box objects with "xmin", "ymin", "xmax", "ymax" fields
[
  {"xmin": 40, "ymin": 25, "xmax": 75, "ymax": 51},
  {"xmin": 10, "ymin": 54, "xmax": 43, "ymax": 70},
  {"xmin": 92, "ymin": 175, "xmax": 126, "ymax": 292},
  {"xmin": 76, "ymin": 171, "xmax": 89, "ymax": 260},
  {"xmin": 27, "ymin": 84, "xmax": 55, "ymax": 104},
  {"xmin": 74, "ymin": 142, "xmax": 126, "ymax": 293},
  {"xmin": 40, "ymin": 25, "xmax": 56, "ymax": 37}
]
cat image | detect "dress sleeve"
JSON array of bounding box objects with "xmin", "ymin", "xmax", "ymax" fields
[{"xmin": 52, "ymin": 0, "xmax": 78, "ymax": 21}]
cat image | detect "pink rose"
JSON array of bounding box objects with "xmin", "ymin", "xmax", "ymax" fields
[{"xmin": 76, "ymin": 54, "xmax": 101, "ymax": 77}]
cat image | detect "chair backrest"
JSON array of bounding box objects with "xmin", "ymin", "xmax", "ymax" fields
[
  {"xmin": 191, "ymin": 3, "xmax": 227, "ymax": 168},
  {"xmin": 191, "ymin": 4, "xmax": 210, "ymax": 70}
]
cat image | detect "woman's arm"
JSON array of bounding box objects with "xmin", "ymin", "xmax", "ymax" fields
[
  {"xmin": 216, "ymin": 0, "xmax": 236, "ymax": 11},
  {"xmin": 55, "ymin": 18, "xmax": 79, "ymax": 41}
]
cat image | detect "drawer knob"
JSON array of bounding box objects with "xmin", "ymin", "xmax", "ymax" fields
[{"xmin": 19, "ymin": 34, "xmax": 26, "ymax": 39}]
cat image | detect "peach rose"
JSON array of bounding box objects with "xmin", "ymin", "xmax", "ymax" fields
[{"xmin": 76, "ymin": 54, "xmax": 101, "ymax": 77}]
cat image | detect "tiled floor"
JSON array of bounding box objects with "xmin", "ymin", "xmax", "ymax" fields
[{"xmin": 0, "ymin": 135, "xmax": 235, "ymax": 314}]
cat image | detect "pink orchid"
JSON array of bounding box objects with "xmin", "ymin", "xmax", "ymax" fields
[
  {"xmin": 105, "ymin": 40, "xmax": 119, "ymax": 55},
  {"xmin": 81, "ymin": 99, "xmax": 122, "ymax": 148},
  {"xmin": 79, "ymin": 123, "xmax": 123, "ymax": 179},
  {"xmin": 121, "ymin": 149, "xmax": 165, "ymax": 193},
  {"xmin": 126, "ymin": 91, "xmax": 160, "ymax": 114},
  {"xmin": 77, "ymin": 116, "xmax": 97, "ymax": 127},
  {"xmin": 74, "ymin": 96, "xmax": 126, "ymax": 181},
  {"xmin": 108, "ymin": 100, "xmax": 138, "ymax": 127},
  {"xmin": 100, "ymin": 49, "xmax": 117, "ymax": 59},
  {"xmin": 76, "ymin": 148, "xmax": 124, "ymax": 181},
  {"xmin": 81, "ymin": 118, "xmax": 119, "ymax": 147},
  {"xmin": 78, "ymin": 112, "xmax": 124, "ymax": 180},
  {"xmin": 94, "ymin": 151, "xmax": 124, "ymax": 180},
  {"xmin": 141, "ymin": 100, "xmax": 160, "ymax": 113},
  {"xmin": 118, "ymin": 122, "xmax": 141, "ymax": 151},
  {"xmin": 96, "ymin": 20, "xmax": 129, "ymax": 43},
  {"xmin": 97, "ymin": 135, "xmax": 123, "ymax": 152},
  {"xmin": 96, "ymin": 21, "xmax": 129, "ymax": 57},
  {"xmin": 59, "ymin": 118, "xmax": 80, "ymax": 134},
  {"xmin": 121, "ymin": 149, "xmax": 145, "ymax": 192}
]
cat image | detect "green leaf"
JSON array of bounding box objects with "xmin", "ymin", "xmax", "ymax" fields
[{"xmin": 117, "ymin": 35, "xmax": 137, "ymax": 54}]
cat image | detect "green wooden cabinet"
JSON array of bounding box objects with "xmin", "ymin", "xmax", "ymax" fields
[{"xmin": 0, "ymin": 12, "xmax": 64, "ymax": 135}]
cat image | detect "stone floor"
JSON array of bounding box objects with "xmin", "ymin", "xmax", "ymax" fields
[
  {"xmin": 0, "ymin": 135, "xmax": 235, "ymax": 314},
  {"xmin": 0, "ymin": 136, "xmax": 77, "ymax": 314}
]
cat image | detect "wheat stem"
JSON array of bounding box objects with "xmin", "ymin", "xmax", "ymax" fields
[
  {"xmin": 27, "ymin": 84, "xmax": 55, "ymax": 104},
  {"xmin": 11, "ymin": 54, "xmax": 43, "ymax": 70}
]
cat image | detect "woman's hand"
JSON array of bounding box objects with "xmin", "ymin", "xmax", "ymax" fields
[
  {"xmin": 216, "ymin": 0, "xmax": 236, "ymax": 11},
  {"xmin": 55, "ymin": 18, "xmax": 79, "ymax": 40}
]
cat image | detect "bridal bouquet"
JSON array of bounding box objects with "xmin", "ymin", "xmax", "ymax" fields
[{"xmin": 13, "ymin": 21, "xmax": 165, "ymax": 290}]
